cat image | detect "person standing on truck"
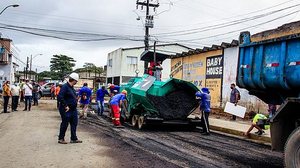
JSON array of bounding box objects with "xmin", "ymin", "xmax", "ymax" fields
[
  {"xmin": 245, "ymin": 111, "xmax": 270, "ymax": 136},
  {"xmin": 57, "ymin": 72, "xmax": 82, "ymax": 144},
  {"xmin": 96, "ymin": 86, "xmax": 109, "ymax": 116},
  {"xmin": 2, "ymin": 81, "xmax": 11, "ymax": 113},
  {"xmin": 230, "ymin": 83, "xmax": 240, "ymax": 121},
  {"xmin": 196, "ymin": 87, "xmax": 211, "ymax": 135},
  {"xmin": 78, "ymin": 83, "xmax": 92, "ymax": 119},
  {"xmin": 109, "ymin": 90, "xmax": 127, "ymax": 127}
]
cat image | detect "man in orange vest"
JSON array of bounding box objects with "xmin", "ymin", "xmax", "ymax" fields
[{"xmin": 55, "ymin": 82, "xmax": 62, "ymax": 108}]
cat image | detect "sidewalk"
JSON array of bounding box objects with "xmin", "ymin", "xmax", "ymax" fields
[{"xmin": 209, "ymin": 117, "xmax": 271, "ymax": 145}]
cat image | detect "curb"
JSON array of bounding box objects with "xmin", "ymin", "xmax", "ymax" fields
[{"xmin": 209, "ymin": 124, "xmax": 271, "ymax": 145}]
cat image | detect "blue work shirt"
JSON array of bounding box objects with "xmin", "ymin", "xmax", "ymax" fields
[
  {"xmin": 110, "ymin": 93, "xmax": 126, "ymax": 105},
  {"xmin": 109, "ymin": 85, "xmax": 120, "ymax": 94},
  {"xmin": 58, "ymin": 82, "xmax": 78, "ymax": 112},
  {"xmin": 96, "ymin": 88, "xmax": 109, "ymax": 101},
  {"xmin": 78, "ymin": 86, "xmax": 92, "ymax": 104},
  {"xmin": 195, "ymin": 91, "xmax": 211, "ymax": 113}
]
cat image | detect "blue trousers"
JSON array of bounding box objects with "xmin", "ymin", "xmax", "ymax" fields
[
  {"xmin": 97, "ymin": 100, "xmax": 105, "ymax": 115},
  {"xmin": 58, "ymin": 108, "xmax": 78, "ymax": 141},
  {"xmin": 24, "ymin": 96, "xmax": 32, "ymax": 110}
]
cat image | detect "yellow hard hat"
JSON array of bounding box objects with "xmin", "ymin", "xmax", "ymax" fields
[{"xmin": 121, "ymin": 90, "xmax": 127, "ymax": 95}]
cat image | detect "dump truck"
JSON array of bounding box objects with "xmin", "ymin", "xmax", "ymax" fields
[
  {"xmin": 238, "ymin": 28, "xmax": 300, "ymax": 167},
  {"xmin": 121, "ymin": 74, "xmax": 201, "ymax": 129}
]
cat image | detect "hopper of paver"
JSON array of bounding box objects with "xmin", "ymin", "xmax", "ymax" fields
[{"xmin": 121, "ymin": 74, "xmax": 200, "ymax": 129}]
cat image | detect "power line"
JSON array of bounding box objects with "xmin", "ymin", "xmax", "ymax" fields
[
  {"xmin": 154, "ymin": 3, "xmax": 300, "ymax": 36},
  {"xmin": 160, "ymin": 0, "xmax": 295, "ymax": 28},
  {"xmin": 173, "ymin": 9, "xmax": 300, "ymax": 43}
]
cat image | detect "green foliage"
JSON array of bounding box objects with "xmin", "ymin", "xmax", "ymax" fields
[
  {"xmin": 74, "ymin": 62, "xmax": 104, "ymax": 75},
  {"xmin": 50, "ymin": 54, "xmax": 76, "ymax": 79},
  {"xmin": 37, "ymin": 71, "xmax": 60, "ymax": 81}
]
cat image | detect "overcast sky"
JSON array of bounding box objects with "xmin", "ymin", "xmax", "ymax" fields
[{"xmin": 0, "ymin": 0, "xmax": 299, "ymax": 72}]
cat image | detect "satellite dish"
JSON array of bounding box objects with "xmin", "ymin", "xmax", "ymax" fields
[{"xmin": 0, "ymin": 70, "xmax": 4, "ymax": 76}]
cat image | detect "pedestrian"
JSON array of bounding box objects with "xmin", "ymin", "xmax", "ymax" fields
[
  {"xmin": 55, "ymin": 82, "xmax": 62, "ymax": 109},
  {"xmin": 78, "ymin": 83, "xmax": 92, "ymax": 119},
  {"xmin": 96, "ymin": 86, "xmax": 110, "ymax": 116},
  {"xmin": 32, "ymin": 81, "xmax": 40, "ymax": 106},
  {"xmin": 2, "ymin": 81, "xmax": 11, "ymax": 113},
  {"xmin": 23, "ymin": 79, "xmax": 33, "ymax": 111},
  {"xmin": 245, "ymin": 111, "xmax": 270, "ymax": 136},
  {"xmin": 230, "ymin": 83, "xmax": 240, "ymax": 121},
  {"xmin": 268, "ymin": 104, "xmax": 277, "ymax": 118},
  {"xmin": 196, "ymin": 87, "xmax": 211, "ymax": 135},
  {"xmin": 50, "ymin": 84, "xmax": 56, "ymax": 99},
  {"xmin": 11, "ymin": 82, "xmax": 20, "ymax": 112},
  {"xmin": 19, "ymin": 79, "xmax": 25, "ymax": 102},
  {"xmin": 57, "ymin": 72, "xmax": 82, "ymax": 144},
  {"xmin": 109, "ymin": 90, "xmax": 127, "ymax": 127}
]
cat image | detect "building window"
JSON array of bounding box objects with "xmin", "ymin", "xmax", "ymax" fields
[
  {"xmin": 108, "ymin": 59, "xmax": 112, "ymax": 67},
  {"xmin": 127, "ymin": 56, "xmax": 137, "ymax": 65}
]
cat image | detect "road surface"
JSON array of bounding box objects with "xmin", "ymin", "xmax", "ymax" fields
[{"xmin": 0, "ymin": 99, "xmax": 283, "ymax": 168}]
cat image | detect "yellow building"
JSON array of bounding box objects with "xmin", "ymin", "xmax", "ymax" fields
[{"xmin": 170, "ymin": 40, "xmax": 238, "ymax": 107}]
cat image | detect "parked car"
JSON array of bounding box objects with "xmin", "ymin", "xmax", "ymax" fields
[{"xmin": 40, "ymin": 82, "xmax": 58, "ymax": 97}]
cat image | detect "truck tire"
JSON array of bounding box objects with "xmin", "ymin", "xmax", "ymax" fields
[
  {"xmin": 131, "ymin": 115, "xmax": 138, "ymax": 127},
  {"xmin": 284, "ymin": 126, "xmax": 300, "ymax": 168},
  {"xmin": 137, "ymin": 116, "xmax": 144, "ymax": 130}
]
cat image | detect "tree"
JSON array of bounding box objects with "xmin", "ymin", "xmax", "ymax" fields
[
  {"xmin": 50, "ymin": 55, "xmax": 76, "ymax": 79},
  {"xmin": 75, "ymin": 62, "xmax": 104, "ymax": 77},
  {"xmin": 37, "ymin": 71, "xmax": 60, "ymax": 81}
]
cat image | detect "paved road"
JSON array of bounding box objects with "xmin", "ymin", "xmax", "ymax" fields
[
  {"xmin": 0, "ymin": 100, "xmax": 174, "ymax": 168},
  {"xmin": 0, "ymin": 100, "xmax": 283, "ymax": 168},
  {"xmin": 85, "ymin": 115, "xmax": 283, "ymax": 168}
]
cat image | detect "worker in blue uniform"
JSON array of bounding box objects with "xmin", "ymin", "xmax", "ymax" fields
[
  {"xmin": 108, "ymin": 84, "xmax": 120, "ymax": 96},
  {"xmin": 57, "ymin": 72, "xmax": 82, "ymax": 144},
  {"xmin": 78, "ymin": 83, "xmax": 92, "ymax": 119},
  {"xmin": 96, "ymin": 86, "xmax": 110, "ymax": 116},
  {"xmin": 110, "ymin": 90, "xmax": 127, "ymax": 126},
  {"xmin": 196, "ymin": 87, "xmax": 211, "ymax": 135}
]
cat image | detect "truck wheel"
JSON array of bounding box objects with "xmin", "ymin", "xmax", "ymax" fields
[
  {"xmin": 131, "ymin": 115, "xmax": 138, "ymax": 127},
  {"xmin": 137, "ymin": 116, "xmax": 144, "ymax": 130},
  {"xmin": 284, "ymin": 126, "xmax": 300, "ymax": 168}
]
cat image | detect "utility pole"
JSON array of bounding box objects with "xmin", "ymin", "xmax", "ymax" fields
[
  {"xmin": 136, "ymin": 0, "xmax": 159, "ymax": 74},
  {"xmin": 25, "ymin": 56, "xmax": 29, "ymax": 79},
  {"xmin": 30, "ymin": 54, "xmax": 32, "ymax": 80}
]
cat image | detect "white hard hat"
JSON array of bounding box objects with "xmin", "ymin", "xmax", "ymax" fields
[{"xmin": 69, "ymin": 72, "xmax": 79, "ymax": 81}]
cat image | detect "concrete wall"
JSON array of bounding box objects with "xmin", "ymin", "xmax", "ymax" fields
[
  {"xmin": 171, "ymin": 46, "xmax": 268, "ymax": 111},
  {"xmin": 171, "ymin": 49, "xmax": 223, "ymax": 107},
  {"xmin": 222, "ymin": 47, "xmax": 266, "ymax": 112}
]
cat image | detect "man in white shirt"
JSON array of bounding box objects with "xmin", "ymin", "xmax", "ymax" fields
[
  {"xmin": 23, "ymin": 79, "xmax": 33, "ymax": 111},
  {"xmin": 11, "ymin": 82, "xmax": 21, "ymax": 112}
]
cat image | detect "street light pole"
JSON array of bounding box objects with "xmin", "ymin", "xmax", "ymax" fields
[
  {"xmin": 0, "ymin": 4, "xmax": 19, "ymax": 16},
  {"xmin": 30, "ymin": 53, "xmax": 42, "ymax": 80}
]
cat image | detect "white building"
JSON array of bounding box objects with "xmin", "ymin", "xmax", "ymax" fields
[
  {"xmin": 106, "ymin": 43, "xmax": 191, "ymax": 85},
  {"xmin": 0, "ymin": 38, "xmax": 18, "ymax": 85}
]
